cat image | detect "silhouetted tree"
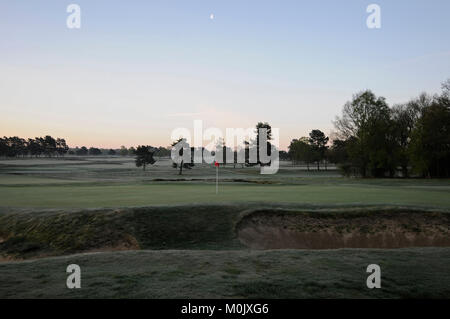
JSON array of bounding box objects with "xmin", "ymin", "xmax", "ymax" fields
[
  {"xmin": 134, "ymin": 145, "xmax": 156, "ymax": 171},
  {"xmin": 288, "ymin": 137, "xmax": 314, "ymax": 170},
  {"xmin": 56, "ymin": 138, "xmax": 69, "ymax": 157},
  {"xmin": 334, "ymin": 90, "xmax": 393, "ymax": 177},
  {"xmin": 409, "ymin": 87, "xmax": 450, "ymax": 177},
  {"xmin": 308, "ymin": 130, "xmax": 329, "ymax": 171},
  {"xmin": 89, "ymin": 147, "xmax": 102, "ymax": 156},
  {"xmin": 255, "ymin": 122, "xmax": 272, "ymax": 166},
  {"xmin": 76, "ymin": 146, "xmax": 88, "ymax": 156},
  {"xmin": 119, "ymin": 146, "xmax": 129, "ymax": 156},
  {"xmin": 171, "ymin": 138, "xmax": 194, "ymax": 175}
]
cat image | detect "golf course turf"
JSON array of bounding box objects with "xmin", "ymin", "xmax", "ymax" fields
[{"xmin": 1, "ymin": 157, "xmax": 449, "ymax": 298}]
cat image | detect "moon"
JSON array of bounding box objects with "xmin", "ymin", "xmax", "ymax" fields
[{"xmin": 210, "ymin": 13, "xmax": 215, "ymax": 20}]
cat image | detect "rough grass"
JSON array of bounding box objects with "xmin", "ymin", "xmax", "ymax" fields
[
  {"xmin": 0, "ymin": 205, "xmax": 246, "ymax": 259},
  {"xmin": 1, "ymin": 248, "xmax": 449, "ymax": 298}
]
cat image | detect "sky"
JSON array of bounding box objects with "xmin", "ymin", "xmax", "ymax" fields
[{"xmin": 0, "ymin": 0, "xmax": 449, "ymax": 150}]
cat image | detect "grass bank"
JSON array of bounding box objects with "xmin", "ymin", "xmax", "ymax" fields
[
  {"xmin": 1, "ymin": 205, "xmax": 449, "ymax": 260},
  {"xmin": 1, "ymin": 248, "xmax": 449, "ymax": 298}
]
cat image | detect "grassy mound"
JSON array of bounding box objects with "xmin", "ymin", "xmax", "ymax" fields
[
  {"xmin": 0, "ymin": 205, "xmax": 245, "ymax": 259},
  {"xmin": 1, "ymin": 205, "xmax": 450, "ymax": 260}
]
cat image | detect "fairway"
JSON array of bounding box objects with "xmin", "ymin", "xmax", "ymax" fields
[
  {"xmin": 1, "ymin": 182, "xmax": 450, "ymax": 208},
  {"xmin": 1, "ymin": 157, "xmax": 450, "ymax": 209}
]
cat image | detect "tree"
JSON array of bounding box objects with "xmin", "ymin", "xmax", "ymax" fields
[
  {"xmin": 288, "ymin": 137, "xmax": 314, "ymax": 170},
  {"xmin": 442, "ymin": 78, "xmax": 450, "ymax": 98},
  {"xmin": 119, "ymin": 146, "xmax": 128, "ymax": 156},
  {"xmin": 4, "ymin": 136, "xmax": 27, "ymax": 157},
  {"xmin": 76, "ymin": 146, "xmax": 88, "ymax": 156},
  {"xmin": 279, "ymin": 150, "xmax": 290, "ymax": 161},
  {"xmin": 334, "ymin": 90, "xmax": 393, "ymax": 177},
  {"xmin": 171, "ymin": 138, "xmax": 194, "ymax": 175},
  {"xmin": 255, "ymin": 122, "xmax": 272, "ymax": 166},
  {"xmin": 308, "ymin": 129, "xmax": 329, "ymax": 171},
  {"xmin": 41, "ymin": 135, "xmax": 57, "ymax": 157},
  {"xmin": 409, "ymin": 88, "xmax": 450, "ymax": 178},
  {"xmin": 108, "ymin": 149, "xmax": 116, "ymax": 156},
  {"xmin": 0, "ymin": 138, "xmax": 7, "ymax": 157},
  {"xmin": 134, "ymin": 145, "xmax": 156, "ymax": 171},
  {"xmin": 89, "ymin": 147, "xmax": 102, "ymax": 156},
  {"xmin": 155, "ymin": 146, "xmax": 171, "ymax": 157},
  {"xmin": 128, "ymin": 147, "xmax": 136, "ymax": 156},
  {"xmin": 27, "ymin": 138, "xmax": 41, "ymax": 157},
  {"xmin": 56, "ymin": 138, "xmax": 69, "ymax": 157},
  {"xmin": 390, "ymin": 98, "xmax": 426, "ymax": 177}
]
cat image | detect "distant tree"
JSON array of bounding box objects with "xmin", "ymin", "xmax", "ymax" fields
[
  {"xmin": 214, "ymin": 137, "xmax": 233, "ymax": 165},
  {"xmin": 56, "ymin": 138, "xmax": 69, "ymax": 157},
  {"xmin": 0, "ymin": 138, "xmax": 6, "ymax": 157},
  {"xmin": 308, "ymin": 129, "xmax": 329, "ymax": 171},
  {"xmin": 288, "ymin": 137, "xmax": 314, "ymax": 170},
  {"xmin": 41, "ymin": 136, "xmax": 57, "ymax": 157},
  {"xmin": 171, "ymin": 138, "xmax": 194, "ymax": 175},
  {"xmin": 255, "ymin": 122, "xmax": 272, "ymax": 166},
  {"xmin": 279, "ymin": 150, "xmax": 290, "ymax": 161},
  {"xmin": 108, "ymin": 149, "xmax": 116, "ymax": 156},
  {"xmin": 89, "ymin": 147, "xmax": 102, "ymax": 156},
  {"xmin": 134, "ymin": 145, "xmax": 156, "ymax": 171},
  {"xmin": 0, "ymin": 136, "xmax": 66, "ymax": 158},
  {"xmin": 119, "ymin": 146, "xmax": 129, "ymax": 156},
  {"xmin": 27, "ymin": 138, "xmax": 41, "ymax": 157},
  {"xmin": 155, "ymin": 146, "xmax": 171, "ymax": 157},
  {"xmin": 128, "ymin": 147, "xmax": 136, "ymax": 156},
  {"xmin": 4, "ymin": 136, "xmax": 27, "ymax": 157},
  {"xmin": 76, "ymin": 146, "xmax": 88, "ymax": 156}
]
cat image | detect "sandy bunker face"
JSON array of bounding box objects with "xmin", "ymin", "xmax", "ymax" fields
[{"xmin": 237, "ymin": 210, "xmax": 450, "ymax": 249}]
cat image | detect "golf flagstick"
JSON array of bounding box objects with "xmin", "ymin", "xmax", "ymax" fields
[{"xmin": 215, "ymin": 161, "xmax": 219, "ymax": 194}]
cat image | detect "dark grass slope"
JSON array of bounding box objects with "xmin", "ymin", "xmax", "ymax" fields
[{"xmin": 0, "ymin": 205, "xmax": 246, "ymax": 259}]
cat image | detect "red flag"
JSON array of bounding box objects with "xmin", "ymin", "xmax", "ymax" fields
[{"xmin": 214, "ymin": 161, "xmax": 219, "ymax": 167}]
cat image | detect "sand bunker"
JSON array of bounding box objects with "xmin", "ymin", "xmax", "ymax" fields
[{"xmin": 237, "ymin": 209, "xmax": 450, "ymax": 249}]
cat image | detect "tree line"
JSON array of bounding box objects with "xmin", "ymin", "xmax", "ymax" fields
[
  {"xmin": 3, "ymin": 79, "xmax": 448, "ymax": 178},
  {"xmin": 0, "ymin": 136, "xmax": 173, "ymax": 159},
  {"xmin": 0, "ymin": 136, "xmax": 69, "ymax": 157},
  {"xmin": 288, "ymin": 79, "xmax": 450, "ymax": 178}
]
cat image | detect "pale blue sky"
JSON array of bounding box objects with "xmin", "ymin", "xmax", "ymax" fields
[{"xmin": 1, "ymin": 0, "xmax": 449, "ymax": 149}]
